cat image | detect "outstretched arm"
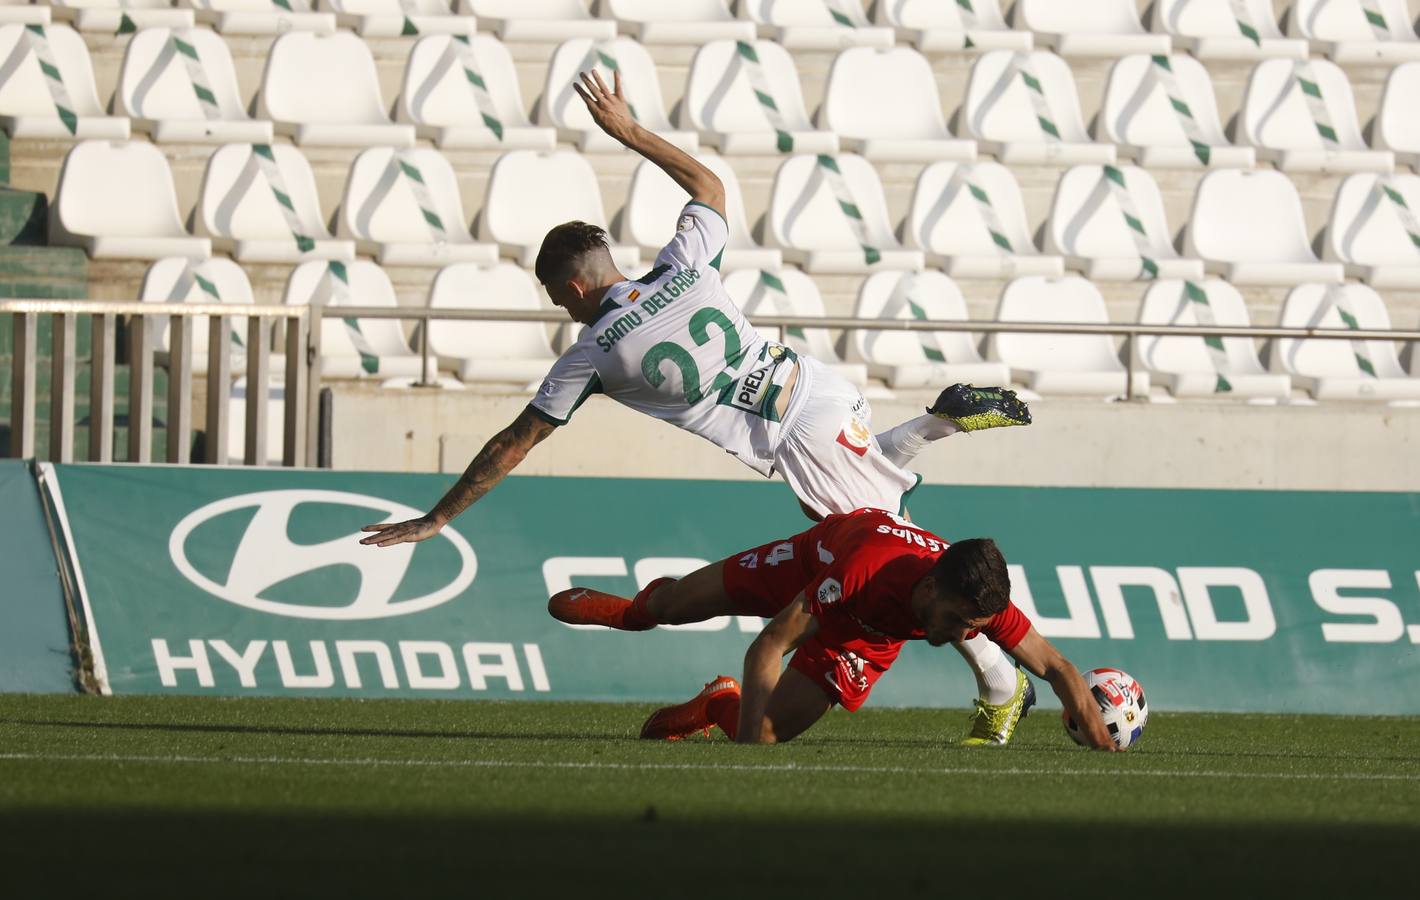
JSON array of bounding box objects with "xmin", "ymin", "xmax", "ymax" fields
[
  {"xmin": 738, "ymin": 593, "xmax": 818, "ymax": 744},
  {"xmin": 1008, "ymin": 627, "xmax": 1118, "ymax": 751},
  {"xmin": 360, "ymin": 406, "xmax": 556, "ymax": 547},
  {"xmin": 573, "ymin": 68, "xmax": 725, "ymax": 217}
]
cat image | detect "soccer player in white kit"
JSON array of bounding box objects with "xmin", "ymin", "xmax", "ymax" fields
[{"xmin": 362, "ymin": 69, "xmax": 1034, "ymax": 745}]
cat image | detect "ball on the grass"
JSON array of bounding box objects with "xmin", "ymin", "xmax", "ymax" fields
[{"xmin": 1062, "ymin": 667, "xmax": 1148, "ymax": 750}]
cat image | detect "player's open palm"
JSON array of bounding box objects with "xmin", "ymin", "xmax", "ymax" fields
[
  {"xmin": 360, "ymin": 515, "xmax": 441, "ymax": 548},
  {"xmin": 573, "ymin": 68, "xmax": 636, "ymax": 144}
]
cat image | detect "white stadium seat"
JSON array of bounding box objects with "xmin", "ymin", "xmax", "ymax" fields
[
  {"xmin": 188, "ymin": 0, "xmax": 336, "ymax": 34},
  {"xmin": 397, "ymin": 34, "xmax": 554, "ymax": 150},
  {"xmin": 51, "ymin": 0, "xmax": 193, "ymax": 31},
  {"xmin": 600, "ymin": 0, "xmax": 753, "ymax": 43},
  {"xmin": 0, "ymin": 23, "xmax": 128, "ymax": 139},
  {"xmin": 872, "ymin": 0, "xmax": 1030, "ymax": 53},
  {"xmin": 50, "ymin": 140, "xmax": 209, "ymax": 259},
  {"xmin": 1136, "ymin": 279, "xmax": 1291, "ymax": 399},
  {"xmin": 1014, "ymin": 0, "xmax": 1169, "ymax": 56},
  {"xmin": 117, "ymin": 26, "xmax": 272, "ymax": 144},
  {"xmin": 902, "ymin": 160, "xmax": 1063, "ymax": 278},
  {"xmin": 1323, "ymin": 173, "xmax": 1420, "ymax": 288},
  {"xmin": 1150, "ymin": 0, "xmax": 1306, "ymax": 59},
  {"xmin": 723, "ymin": 267, "xmax": 867, "ymax": 386},
  {"xmin": 460, "ymin": 0, "xmax": 613, "ymax": 41},
  {"xmin": 478, "ymin": 149, "xmax": 640, "ymax": 271},
  {"xmin": 257, "ymin": 31, "xmax": 415, "ymax": 147},
  {"xmin": 284, "ymin": 260, "xmax": 422, "ymax": 379},
  {"xmin": 1373, "ymin": 62, "xmax": 1420, "ymax": 170},
  {"xmin": 1238, "ymin": 58, "xmax": 1394, "ymax": 173},
  {"xmin": 679, "ymin": 38, "xmax": 836, "ymax": 155},
  {"xmin": 1184, "ymin": 169, "xmax": 1345, "ymax": 285},
  {"xmin": 0, "ymin": 0, "xmax": 50, "ymax": 25},
  {"xmin": 1097, "ymin": 53, "xmax": 1255, "ymax": 169},
  {"xmin": 337, "ymin": 147, "xmax": 498, "ymax": 267},
  {"xmin": 537, "ymin": 37, "xmax": 696, "ymax": 153},
  {"xmin": 962, "ymin": 50, "xmax": 1116, "ymax": 165},
  {"xmin": 621, "ymin": 155, "xmax": 781, "ymax": 271},
  {"xmin": 818, "ymin": 47, "xmax": 976, "ymax": 162},
  {"xmin": 765, "ymin": 153, "xmax": 923, "ymax": 273},
  {"xmin": 1287, "ymin": 0, "xmax": 1420, "ymax": 63},
  {"xmin": 140, "ymin": 256, "xmax": 254, "ymax": 375},
  {"xmin": 738, "ymin": 0, "xmax": 893, "ymax": 50},
  {"xmin": 1044, "ymin": 164, "xmax": 1205, "ymax": 282},
  {"xmin": 427, "ymin": 262, "xmax": 558, "ymax": 384},
  {"xmin": 196, "ymin": 142, "xmax": 354, "ymax": 263},
  {"xmin": 321, "ymin": 0, "xmax": 471, "ymax": 37},
  {"xmin": 847, "ymin": 270, "xmax": 1008, "ymax": 389},
  {"xmin": 988, "ymin": 275, "xmax": 1149, "ymax": 397},
  {"xmin": 1273, "ymin": 283, "xmax": 1420, "ymax": 400}
]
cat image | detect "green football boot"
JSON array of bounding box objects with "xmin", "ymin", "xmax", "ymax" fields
[
  {"xmin": 928, "ymin": 384, "xmax": 1032, "ymax": 433},
  {"xmin": 958, "ymin": 668, "xmax": 1037, "ymax": 747}
]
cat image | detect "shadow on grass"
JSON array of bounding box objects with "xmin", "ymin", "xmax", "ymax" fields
[{"xmin": 0, "ymin": 809, "xmax": 1413, "ymax": 898}]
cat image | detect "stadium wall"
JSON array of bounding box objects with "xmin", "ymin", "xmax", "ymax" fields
[
  {"xmin": 0, "ymin": 461, "xmax": 75, "ymax": 693},
  {"xmin": 36, "ymin": 462, "xmax": 1420, "ymax": 714}
]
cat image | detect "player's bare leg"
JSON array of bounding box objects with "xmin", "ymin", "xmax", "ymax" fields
[
  {"xmin": 548, "ymin": 560, "xmax": 748, "ymax": 630},
  {"xmin": 641, "ymin": 666, "xmax": 830, "ymax": 743},
  {"xmin": 874, "ymin": 384, "xmax": 1032, "ymax": 468}
]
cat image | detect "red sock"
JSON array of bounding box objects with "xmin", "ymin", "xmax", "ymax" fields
[
  {"xmin": 706, "ymin": 694, "xmax": 740, "ymax": 741},
  {"xmin": 622, "ymin": 577, "xmax": 673, "ymax": 629}
]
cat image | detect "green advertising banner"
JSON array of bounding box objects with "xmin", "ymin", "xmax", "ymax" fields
[
  {"xmin": 0, "ymin": 461, "xmax": 74, "ymax": 693},
  {"xmin": 43, "ymin": 463, "xmax": 1420, "ymax": 714}
]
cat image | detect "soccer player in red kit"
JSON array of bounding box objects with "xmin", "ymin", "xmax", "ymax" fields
[{"xmin": 549, "ymin": 508, "xmax": 1116, "ymax": 749}]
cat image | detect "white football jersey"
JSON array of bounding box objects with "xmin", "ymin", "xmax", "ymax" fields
[{"xmin": 531, "ymin": 202, "xmax": 797, "ymax": 476}]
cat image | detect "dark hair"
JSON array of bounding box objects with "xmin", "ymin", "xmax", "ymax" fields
[
  {"xmin": 535, "ymin": 221, "xmax": 610, "ymax": 285},
  {"xmin": 931, "ymin": 538, "xmax": 1011, "ymax": 618}
]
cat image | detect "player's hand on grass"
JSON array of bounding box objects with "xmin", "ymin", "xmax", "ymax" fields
[
  {"xmin": 360, "ymin": 515, "xmax": 442, "ymax": 548},
  {"xmin": 573, "ymin": 68, "xmax": 636, "ymax": 144}
]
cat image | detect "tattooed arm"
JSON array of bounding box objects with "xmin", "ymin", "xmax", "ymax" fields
[{"xmin": 360, "ymin": 406, "xmax": 557, "ymax": 547}]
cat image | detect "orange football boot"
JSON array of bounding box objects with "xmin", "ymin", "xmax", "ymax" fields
[
  {"xmin": 547, "ymin": 588, "xmax": 655, "ymax": 631},
  {"xmin": 640, "ymin": 675, "xmax": 741, "ymax": 741}
]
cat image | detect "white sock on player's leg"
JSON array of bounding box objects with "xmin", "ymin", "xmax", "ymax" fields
[
  {"xmin": 953, "ymin": 633, "xmax": 1018, "ymax": 706},
  {"xmin": 874, "ymin": 415, "xmax": 962, "ymax": 467}
]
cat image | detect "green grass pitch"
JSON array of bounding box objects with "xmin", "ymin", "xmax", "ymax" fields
[{"xmin": 2, "ymin": 694, "xmax": 1417, "ymax": 898}]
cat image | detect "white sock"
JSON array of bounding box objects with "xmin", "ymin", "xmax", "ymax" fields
[
  {"xmin": 953, "ymin": 633, "xmax": 1018, "ymax": 705},
  {"xmin": 875, "ymin": 414, "xmax": 961, "ymax": 467}
]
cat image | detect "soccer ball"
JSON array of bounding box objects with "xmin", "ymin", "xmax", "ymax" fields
[{"xmin": 1062, "ymin": 668, "xmax": 1148, "ymax": 750}]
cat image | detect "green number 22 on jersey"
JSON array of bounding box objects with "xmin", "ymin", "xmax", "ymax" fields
[{"xmin": 639, "ymin": 308, "xmax": 746, "ymax": 405}]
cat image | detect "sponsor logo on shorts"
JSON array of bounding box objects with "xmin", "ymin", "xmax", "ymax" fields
[
  {"xmin": 835, "ymin": 650, "xmax": 869, "ymax": 692},
  {"xmin": 835, "ymin": 418, "xmax": 871, "ymax": 457},
  {"xmin": 817, "ymin": 577, "xmax": 843, "ymax": 606}
]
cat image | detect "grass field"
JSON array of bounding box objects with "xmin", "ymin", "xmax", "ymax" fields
[{"xmin": 2, "ymin": 694, "xmax": 1417, "ymax": 898}]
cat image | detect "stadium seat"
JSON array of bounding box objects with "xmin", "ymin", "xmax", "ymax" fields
[
  {"xmin": 0, "ymin": 1, "xmax": 51, "ymax": 25},
  {"xmin": 0, "ymin": 23, "xmax": 128, "ymax": 139},
  {"xmin": 51, "ymin": 0, "xmax": 193, "ymax": 31},
  {"xmin": 961, "ymin": 50, "xmax": 1116, "ymax": 165},
  {"xmin": 902, "ymin": 160, "xmax": 1063, "ymax": 278},
  {"xmin": 1322, "ymin": 173, "xmax": 1420, "ymax": 288},
  {"xmin": 187, "ymin": 0, "xmax": 336, "ymax": 34},
  {"xmin": 283, "ymin": 260, "xmax": 422, "ymax": 379},
  {"xmin": 724, "ymin": 267, "xmax": 867, "ymax": 385},
  {"xmin": 1150, "ymin": 0, "xmax": 1307, "ymax": 59},
  {"xmin": 1287, "ymin": 0, "xmax": 1420, "ymax": 63},
  {"xmin": 765, "ymin": 153, "xmax": 924, "ymax": 273},
  {"xmin": 1135, "ymin": 278, "xmax": 1291, "ymax": 399},
  {"xmin": 600, "ymin": 0, "xmax": 753, "ymax": 43},
  {"xmin": 737, "ymin": 0, "xmax": 894, "ymax": 49},
  {"xmin": 139, "ymin": 256, "xmax": 254, "ymax": 375},
  {"xmin": 256, "ymin": 31, "xmax": 415, "ymax": 147},
  {"xmin": 621, "ymin": 155, "xmax": 780, "ymax": 271},
  {"xmin": 460, "ymin": 0, "xmax": 613, "ymax": 41},
  {"xmin": 1044, "ymin": 164, "xmax": 1205, "ymax": 282},
  {"xmin": 1238, "ymin": 59, "xmax": 1394, "ymax": 173},
  {"xmin": 846, "ymin": 270, "xmax": 1009, "ymax": 388},
  {"xmin": 116, "ymin": 26, "xmax": 273, "ymax": 144},
  {"xmin": 987, "ymin": 275, "xmax": 1149, "ymax": 397},
  {"xmin": 871, "ymin": 0, "xmax": 1030, "ymax": 53},
  {"xmin": 478, "ymin": 149, "xmax": 640, "ymax": 270},
  {"xmin": 1184, "ymin": 169, "xmax": 1345, "ymax": 285},
  {"xmin": 679, "ymin": 38, "xmax": 836, "ymax": 155},
  {"xmin": 1097, "ymin": 53, "xmax": 1255, "ymax": 169},
  {"xmin": 1273, "ymin": 282, "xmax": 1420, "ymax": 399},
  {"xmin": 321, "ymin": 0, "xmax": 472, "ymax": 36},
  {"xmin": 49, "ymin": 140, "xmax": 210, "ymax": 259},
  {"xmin": 427, "ymin": 262, "xmax": 558, "ymax": 383},
  {"xmin": 537, "ymin": 37, "xmax": 695, "ymax": 152},
  {"xmin": 337, "ymin": 147, "xmax": 498, "ymax": 267},
  {"xmin": 396, "ymin": 34, "xmax": 554, "ymax": 150},
  {"xmin": 818, "ymin": 47, "xmax": 976, "ymax": 162},
  {"xmin": 1013, "ymin": 0, "xmax": 1169, "ymax": 56},
  {"xmin": 195, "ymin": 142, "xmax": 354, "ymax": 263},
  {"xmin": 1373, "ymin": 62, "xmax": 1420, "ymax": 170}
]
